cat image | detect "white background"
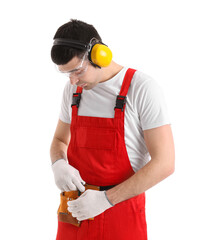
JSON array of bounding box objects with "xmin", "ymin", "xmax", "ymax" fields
[{"xmin": 0, "ymin": 0, "xmax": 220, "ymax": 239}]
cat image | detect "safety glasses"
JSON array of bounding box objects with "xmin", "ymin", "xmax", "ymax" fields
[{"xmin": 56, "ymin": 52, "xmax": 89, "ymax": 78}]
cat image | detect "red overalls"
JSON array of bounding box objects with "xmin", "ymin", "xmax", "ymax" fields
[{"xmin": 56, "ymin": 68, "xmax": 148, "ymax": 240}]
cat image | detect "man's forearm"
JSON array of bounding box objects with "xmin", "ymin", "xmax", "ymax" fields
[
  {"xmin": 50, "ymin": 138, "xmax": 68, "ymax": 164},
  {"xmin": 106, "ymin": 158, "xmax": 174, "ymax": 205}
]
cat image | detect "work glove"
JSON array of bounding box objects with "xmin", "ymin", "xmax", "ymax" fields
[
  {"xmin": 52, "ymin": 159, "xmax": 86, "ymax": 192},
  {"xmin": 67, "ymin": 189, "xmax": 114, "ymax": 221}
]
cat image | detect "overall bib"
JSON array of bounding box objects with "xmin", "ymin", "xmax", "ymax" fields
[{"xmin": 56, "ymin": 68, "xmax": 148, "ymax": 240}]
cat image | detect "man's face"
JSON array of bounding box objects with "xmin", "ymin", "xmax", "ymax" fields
[{"xmin": 57, "ymin": 54, "xmax": 100, "ymax": 90}]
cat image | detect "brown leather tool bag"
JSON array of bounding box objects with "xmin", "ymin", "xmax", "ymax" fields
[{"xmin": 57, "ymin": 184, "xmax": 100, "ymax": 227}]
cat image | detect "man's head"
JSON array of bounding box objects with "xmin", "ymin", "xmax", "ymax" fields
[
  {"xmin": 51, "ymin": 19, "xmax": 112, "ymax": 90},
  {"xmin": 51, "ymin": 19, "xmax": 122, "ymax": 90}
]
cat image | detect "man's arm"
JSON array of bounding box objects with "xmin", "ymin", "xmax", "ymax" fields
[
  {"xmin": 50, "ymin": 119, "xmax": 71, "ymax": 164},
  {"xmin": 106, "ymin": 124, "xmax": 175, "ymax": 205},
  {"xmin": 50, "ymin": 119, "xmax": 86, "ymax": 192}
]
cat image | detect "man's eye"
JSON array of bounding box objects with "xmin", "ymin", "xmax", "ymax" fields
[
  {"xmin": 75, "ymin": 69, "xmax": 82, "ymax": 75},
  {"xmin": 76, "ymin": 68, "xmax": 82, "ymax": 73}
]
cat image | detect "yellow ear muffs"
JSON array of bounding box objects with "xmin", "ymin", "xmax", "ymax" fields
[{"xmin": 90, "ymin": 44, "xmax": 112, "ymax": 67}]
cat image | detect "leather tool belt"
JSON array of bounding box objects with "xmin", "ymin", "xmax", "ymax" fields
[{"xmin": 57, "ymin": 184, "xmax": 115, "ymax": 227}]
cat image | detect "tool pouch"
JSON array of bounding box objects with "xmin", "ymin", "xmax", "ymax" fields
[{"xmin": 57, "ymin": 184, "xmax": 100, "ymax": 227}]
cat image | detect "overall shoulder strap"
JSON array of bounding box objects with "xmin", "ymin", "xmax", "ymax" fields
[{"xmin": 114, "ymin": 68, "xmax": 136, "ymax": 117}]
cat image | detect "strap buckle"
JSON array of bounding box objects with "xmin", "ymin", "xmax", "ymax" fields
[
  {"xmin": 71, "ymin": 93, "xmax": 81, "ymax": 108},
  {"xmin": 114, "ymin": 95, "xmax": 127, "ymax": 111}
]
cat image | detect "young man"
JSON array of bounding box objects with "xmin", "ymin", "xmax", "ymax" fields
[{"xmin": 50, "ymin": 19, "xmax": 175, "ymax": 240}]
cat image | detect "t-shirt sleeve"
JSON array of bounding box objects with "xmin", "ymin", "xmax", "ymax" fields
[
  {"xmin": 136, "ymin": 76, "xmax": 171, "ymax": 130},
  {"xmin": 59, "ymin": 81, "xmax": 72, "ymax": 124}
]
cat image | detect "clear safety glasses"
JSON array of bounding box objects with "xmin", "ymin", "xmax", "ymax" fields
[{"xmin": 56, "ymin": 52, "xmax": 89, "ymax": 78}]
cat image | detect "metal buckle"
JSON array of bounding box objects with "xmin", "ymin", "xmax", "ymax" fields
[{"xmin": 114, "ymin": 95, "xmax": 127, "ymax": 111}]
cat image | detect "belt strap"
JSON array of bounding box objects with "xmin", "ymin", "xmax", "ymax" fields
[
  {"xmin": 99, "ymin": 185, "xmax": 116, "ymax": 191},
  {"xmin": 62, "ymin": 184, "xmax": 116, "ymax": 197},
  {"xmin": 77, "ymin": 184, "xmax": 115, "ymax": 196}
]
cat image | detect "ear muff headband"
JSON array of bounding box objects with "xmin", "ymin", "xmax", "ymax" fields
[
  {"xmin": 53, "ymin": 38, "xmax": 112, "ymax": 68},
  {"xmin": 53, "ymin": 38, "xmax": 88, "ymax": 50}
]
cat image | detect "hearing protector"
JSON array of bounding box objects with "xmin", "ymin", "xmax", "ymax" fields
[{"xmin": 53, "ymin": 38, "xmax": 112, "ymax": 68}]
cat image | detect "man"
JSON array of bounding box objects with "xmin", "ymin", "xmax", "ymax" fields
[{"xmin": 50, "ymin": 19, "xmax": 175, "ymax": 240}]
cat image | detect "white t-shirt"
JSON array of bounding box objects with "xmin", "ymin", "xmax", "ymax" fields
[{"xmin": 59, "ymin": 67, "xmax": 171, "ymax": 172}]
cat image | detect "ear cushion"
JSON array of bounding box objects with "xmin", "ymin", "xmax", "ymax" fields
[{"xmin": 90, "ymin": 44, "xmax": 112, "ymax": 67}]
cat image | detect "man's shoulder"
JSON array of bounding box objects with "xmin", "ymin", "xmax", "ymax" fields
[{"xmin": 131, "ymin": 69, "xmax": 159, "ymax": 91}]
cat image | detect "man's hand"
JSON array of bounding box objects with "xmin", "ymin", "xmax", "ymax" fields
[
  {"xmin": 67, "ymin": 189, "xmax": 114, "ymax": 221},
  {"xmin": 52, "ymin": 159, "xmax": 86, "ymax": 192}
]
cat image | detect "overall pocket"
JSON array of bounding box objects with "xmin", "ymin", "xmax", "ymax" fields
[{"xmin": 76, "ymin": 127, "xmax": 116, "ymax": 150}]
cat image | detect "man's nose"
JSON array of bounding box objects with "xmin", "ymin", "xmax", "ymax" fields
[{"xmin": 70, "ymin": 76, "xmax": 79, "ymax": 85}]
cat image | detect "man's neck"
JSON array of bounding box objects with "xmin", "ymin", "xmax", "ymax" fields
[{"xmin": 98, "ymin": 61, "xmax": 124, "ymax": 83}]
